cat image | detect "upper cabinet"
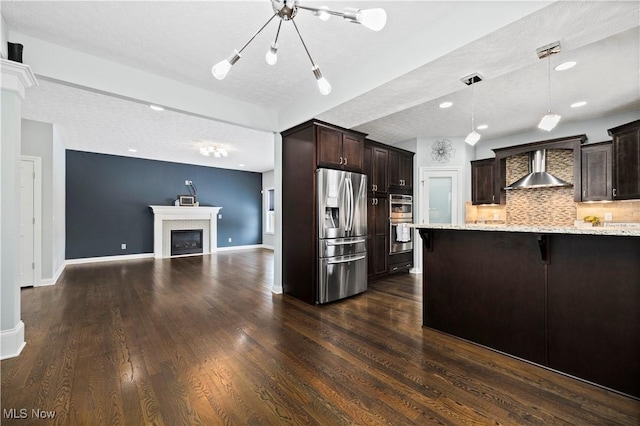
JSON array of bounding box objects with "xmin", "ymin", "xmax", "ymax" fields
[
  {"xmin": 471, "ymin": 158, "xmax": 498, "ymax": 205},
  {"xmin": 389, "ymin": 149, "xmax": 413, "ymax": 189},
  {"xmin": 317, "ymin": 125, "xmax": 364, "ymax": 172},
  {"xmin": 581, "ymin": 142, "xmax": 612, "ymax": 202},
  {"xmin": 608, "ymin": 120, "xmax": 640, "ymax": 200},
  {"xmin": 363, "ymin": 140, "xmax": 389, "ymax": 195}
]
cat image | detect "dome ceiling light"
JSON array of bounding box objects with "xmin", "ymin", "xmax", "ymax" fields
[{"xmin": 211, "ymin": 0, "xmax": 387, "ymax": 95}]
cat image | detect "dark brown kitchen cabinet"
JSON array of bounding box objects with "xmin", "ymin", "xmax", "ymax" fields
[
  {"xmin": 609, "ymin": 119, "xmax": 640, "ymax": 200},
  {"xmin": 367, "ymin": 196, "xmax": 388, "ymax": 278},
  {"xmin": 317, "ymin": 125, "xmax": 364, "ymax": 172},
  {"xmin": 363, "ymin": 140, "xmax": 388, "ymax": 195},
  {"xmin": 471, "ymin": 158, "xmax": 498, "ymax": 205},
  {"xmin": 581, "ymin": 141, "xmax": 612, "ymax": 201},
  {"xmin": 389, "ymin": 149, "xmax": 413, "ymax": 189},
  {"xmin": 281, "ymin": 119, "xmax": 367, "ymax": 304}
]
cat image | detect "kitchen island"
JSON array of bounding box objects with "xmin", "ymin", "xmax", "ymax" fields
[{"xmin": 416, "ymin": 224, "xmax": 640, "ymax": 399}]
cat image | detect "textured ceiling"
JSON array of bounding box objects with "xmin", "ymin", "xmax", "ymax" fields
[{"xmin": 3, "ymin": 1, "xmax": 640, "ymax": 172}]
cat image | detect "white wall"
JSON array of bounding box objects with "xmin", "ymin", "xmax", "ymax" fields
[
  {"xmin": 262, "ymin": 169, "xmax": 274, "ymax": 249},
  {"xmin": 1, "ymin": 14, "xmax": 7, "ymax": 59},
  {"xmin": 21, "ymin": 119, "xmax": 65, "ymax": 285},
  {"xmin": 476, "ymin": 110, "xmax": 640, "ymax": 160}
]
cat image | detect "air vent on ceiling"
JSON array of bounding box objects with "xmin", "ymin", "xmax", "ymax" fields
[{"xmin": 461, "ymin": 73, "xmax": 483, "ymax": 86}]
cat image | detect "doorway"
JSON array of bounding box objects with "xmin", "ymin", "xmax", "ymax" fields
[
  {"xmin": 419, "ymin": 167, "xmax": 462, "ymax": 225},
  {"xmin": 19, "ymin": 156, "xmax": 41, "ymax": 288}
]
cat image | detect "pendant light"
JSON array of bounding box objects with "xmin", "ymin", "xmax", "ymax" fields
[
  {"xmin": 537, "ymin": 41, "xmax": 562, "ymax": 131},
  {"xmin": 463, "ymin": 73, "xmax": 482, "ymax": 146},
  {"xmin": 211, "ymin": 0, "xmax": 387, "ymax": 95}
]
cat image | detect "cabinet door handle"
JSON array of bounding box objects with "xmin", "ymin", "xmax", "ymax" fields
[
  {"xmin": 339, "ymin": 157, "xmax": 343, "ymax": 165},
  {"xmin": 344, "ymin": 157, "xmax": 348, "ymax": 166},
  {"xmin": 613, "ymin": 188, "xmax": 617, "ymax": 198},
  {"xmin": 492, "ymin": 194, "xmax": 495, "ymax": 202},
  {"xmin": 583, "ymin": 189, "xmax": 586, "ymax": 199},
  {"xmin": 375, "ymin": 198, "xmax": 378, "ymax": 205}
]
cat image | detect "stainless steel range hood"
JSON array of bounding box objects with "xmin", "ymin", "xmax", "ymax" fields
[{"xmin": 505, "ymin": 149, "xmax": 571, "ymax": 189}]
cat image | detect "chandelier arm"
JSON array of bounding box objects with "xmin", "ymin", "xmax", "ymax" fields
[
  {"xmin": 237, "ymin": 12, "xmax": 279, "ymax": 54},
  {"xmin": 297, "ymin": 4, "xmax": 345, "ymax": 17},
  {"xmin": 274, "ymin": 19, "xmax": 283, "ymax": 43},
  {"xmin": 291, "ymin": 19, "xmax": 317, "ymax": 67}
]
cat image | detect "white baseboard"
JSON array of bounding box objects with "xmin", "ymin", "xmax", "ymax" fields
[
  {"xmin": 410, "ymin": 267, "xmax": 422, "ymax": 274},
  {"xmin": 261, "ymin": 244, "xmax": 275, "ymax": 251},
  {"xmin": 65, "ymin": 253, "xmax": 154, "ymax": 265},
  {"xmin": 37, "ymin": 262, "xmax": 66, "ymax": 286},
  {"xmin": 271, "ymin": 285, "xmax": 283, "ymax": 294},
  {"xmin": 0, "ymin": 321, "xmax": 26, "ymax": 360},
  {"xmin": 216, "ymin": 244, "xmax": 268, "ymax": 252}
]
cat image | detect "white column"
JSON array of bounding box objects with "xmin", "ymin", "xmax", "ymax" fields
[{"xmin": 1, "ymin": 59, "xmax": 38, "ymax": 360}]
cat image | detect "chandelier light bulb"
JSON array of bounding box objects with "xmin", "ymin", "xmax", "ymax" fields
[
  {"xmin": 538, "ymin": 113, "xmax": 561, "ymax": 131},
  {"xmin": 315, "ymin": 6, "xmax": 330, "ymax": 21},
  {"xmin": 211, "ymin": 50, "xmax": 241, "ymax": 80},
  {"xmin": 266, "ymin": 42, "xmax": 279, "ymax": 65},
  {"xmin": 356, "ymin": 8, "xmax": 387, "ymax": 31},
  {"xmin": 465, "ymin": 130, "xmax": 481, "ymax": 146},
  {"xmin": 312, "ymin": 65, "xmax": 331, "ymax": 95}
]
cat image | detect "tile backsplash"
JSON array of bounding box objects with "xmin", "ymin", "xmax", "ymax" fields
[{"xmin": 466, "ymin": 149, "xmax": 640, "ymax": 226}]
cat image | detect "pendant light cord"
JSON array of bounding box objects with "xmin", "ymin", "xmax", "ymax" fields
[
  {"xmin": 547, "ymin": 53, "xmax": 552, "ymax": 113},
  {"xmin": 238, "ymin": 12, "xmax": 279, "ymax": 54},
  {"xmin": 470, "ymin": 81, "xmax": 475, "ymax": 131}
]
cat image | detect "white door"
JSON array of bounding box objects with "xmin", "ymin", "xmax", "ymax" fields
[
  {"xmin": 20, "ymin": 159, "xmax": 36, "ymax": 287},
  {"xmin": 419, "ymin": 168, "xmax": 461, "ymax": 225}
]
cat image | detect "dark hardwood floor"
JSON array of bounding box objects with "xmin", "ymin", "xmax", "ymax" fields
[{"xmin": 2, "ymin": 249, "xmax": 639, "ymax": 425}]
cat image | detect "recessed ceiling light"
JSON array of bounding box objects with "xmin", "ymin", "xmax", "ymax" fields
[
  {"xmin": 128, "ymin": 148, "xmax": 138, "ymax": 153},
  {"xmin": 476, "ymin": 124, "xmax": 488, "ymax": 130},
  {"xmin": 149, "ymin": 104, "xmax": 164, "ymax": 111},
  {"xmin": 239, "ymin": 164, "xmax": 246, "ymax": 167},
  {"xmin": 571, "ymin": 101, "xmax": 587, "ymax": 108},
  {"xmin": 439, "ymin": 101, "xmax": 453, "ymax": 109},
  {"xmin": 554, "ymin": 61, "xmax": 576, "ymax": 71}
]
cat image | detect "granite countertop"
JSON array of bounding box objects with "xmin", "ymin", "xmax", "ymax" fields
[{"xmin": 410, "ymin": 223, "xmax": 640, "ymax": 237}]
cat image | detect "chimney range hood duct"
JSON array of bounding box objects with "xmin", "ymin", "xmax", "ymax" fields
[{"xmin": 505, "ymin": 149, "xmax": 571, "ymax": 189}]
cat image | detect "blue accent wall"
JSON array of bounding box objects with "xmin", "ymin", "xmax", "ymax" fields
[{"xmin": 66, "ymin": 150, "xmax": 262, "ymax": 259}]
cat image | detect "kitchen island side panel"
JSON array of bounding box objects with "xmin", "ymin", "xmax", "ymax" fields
[
  {"xmin": 421, "ymin": 229, "xmax": 547, "ymax": 364},
  {"xmin": 547, "ymin": 234, "xmax": 640, "ymax": 398}
]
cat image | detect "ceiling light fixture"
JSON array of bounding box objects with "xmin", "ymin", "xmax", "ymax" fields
[
  {"xmin": 211, "ymin": 0, "xmax": 387, "ymax": 95},
  {"xmin": 439, "ymin": 101, "xmax": 453, "ymax": 109},
  {"xmin": 149, "ymin": 104, "xmax": 164, "ymax": 111},
  {"xmin": 477, "ymin": 124, "xmax": 488, "ymax": 130},
  {"xmin": 571, "ymin": 101, "xmax": 587, "ymax": 108},
  {"xmin": 462, "ymin": 73, "xmax": 483, "ymax": 146},
  {"xmin": 199, "ymin": 144, "xmax": 229, "ymax": 158},
  {"xmin": 537, "ymin": 41, "xmax": 562, "ymax": 131},
  {"xmin": 554, "ymin": 61, "xmax": 576, "ymax": 71}
]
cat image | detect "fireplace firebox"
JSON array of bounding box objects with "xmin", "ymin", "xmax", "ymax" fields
[{"xmin": 171, "ymin": 229, "xmax": 204, "ymax": 256}]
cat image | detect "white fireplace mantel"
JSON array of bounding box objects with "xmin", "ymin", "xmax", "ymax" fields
[{"xmin": 150, "ymin": 205, "xmax": 222, "ymax": 258}]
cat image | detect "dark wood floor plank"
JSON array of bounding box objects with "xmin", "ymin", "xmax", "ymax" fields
[{"xmin": 2, "ymin": 250, "xmax": 638, "ymax": 425}]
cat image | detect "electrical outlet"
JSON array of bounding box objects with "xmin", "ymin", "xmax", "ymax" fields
[
  {"xmin": 493, "ymin": 213, "xmax": 500, "ymax": 221},
  {"xmin": 121, "ymin": 243, "xmax": 126, "ymax": 250},
  {"xmin": 185, "ymin": 180, "xmax": 192, "ymax": 185},
  {"xmin": 604, "ymin": 212, "xmax": 613, "ymax": 221},
  {"xmin": 228, "ymin": 237, "xmax": 232, "ymax": 243},
  {"xmin": 218, "ymin": 214, "xmax": 222, "ymax": 219}
]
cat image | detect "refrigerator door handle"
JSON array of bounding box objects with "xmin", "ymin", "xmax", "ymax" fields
[
  {"xmin": 327, "ymin": 239, "xmax": 366, "ymax": 246},
  {"xmin": 327, "ymin": 255, "xmax": 366, "ymax": 264},
  {"xmin": 345, "ymin": 177, "xmax": 353, "ymax": 232}
]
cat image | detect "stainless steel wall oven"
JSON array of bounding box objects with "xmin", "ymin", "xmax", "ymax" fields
[{"xmin": 389, "ymin": 194, "xmax": 413, "ymax": 254}]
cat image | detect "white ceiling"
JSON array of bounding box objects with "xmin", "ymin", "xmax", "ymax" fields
[{"xmin": 3, "ymin": 1, "xmax": 639, "ymax": 172}]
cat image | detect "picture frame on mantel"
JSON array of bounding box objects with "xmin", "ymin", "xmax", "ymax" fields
[{"xmin": 178, "ymin": 195, "xmax": 196, "ymax": 206}]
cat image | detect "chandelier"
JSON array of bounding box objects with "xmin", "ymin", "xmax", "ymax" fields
[
  {"xmin": 211, "ymin": 0, "xmax": 387, "ymax": 95},
  {"xmin": 199, "ymin": 143, "xmax": 229, "ymax": 158}
]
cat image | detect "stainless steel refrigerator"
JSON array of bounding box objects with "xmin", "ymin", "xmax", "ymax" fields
[{"xmin": 317, "ymin": 168, "xmax": 367, "ymax": 304}]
